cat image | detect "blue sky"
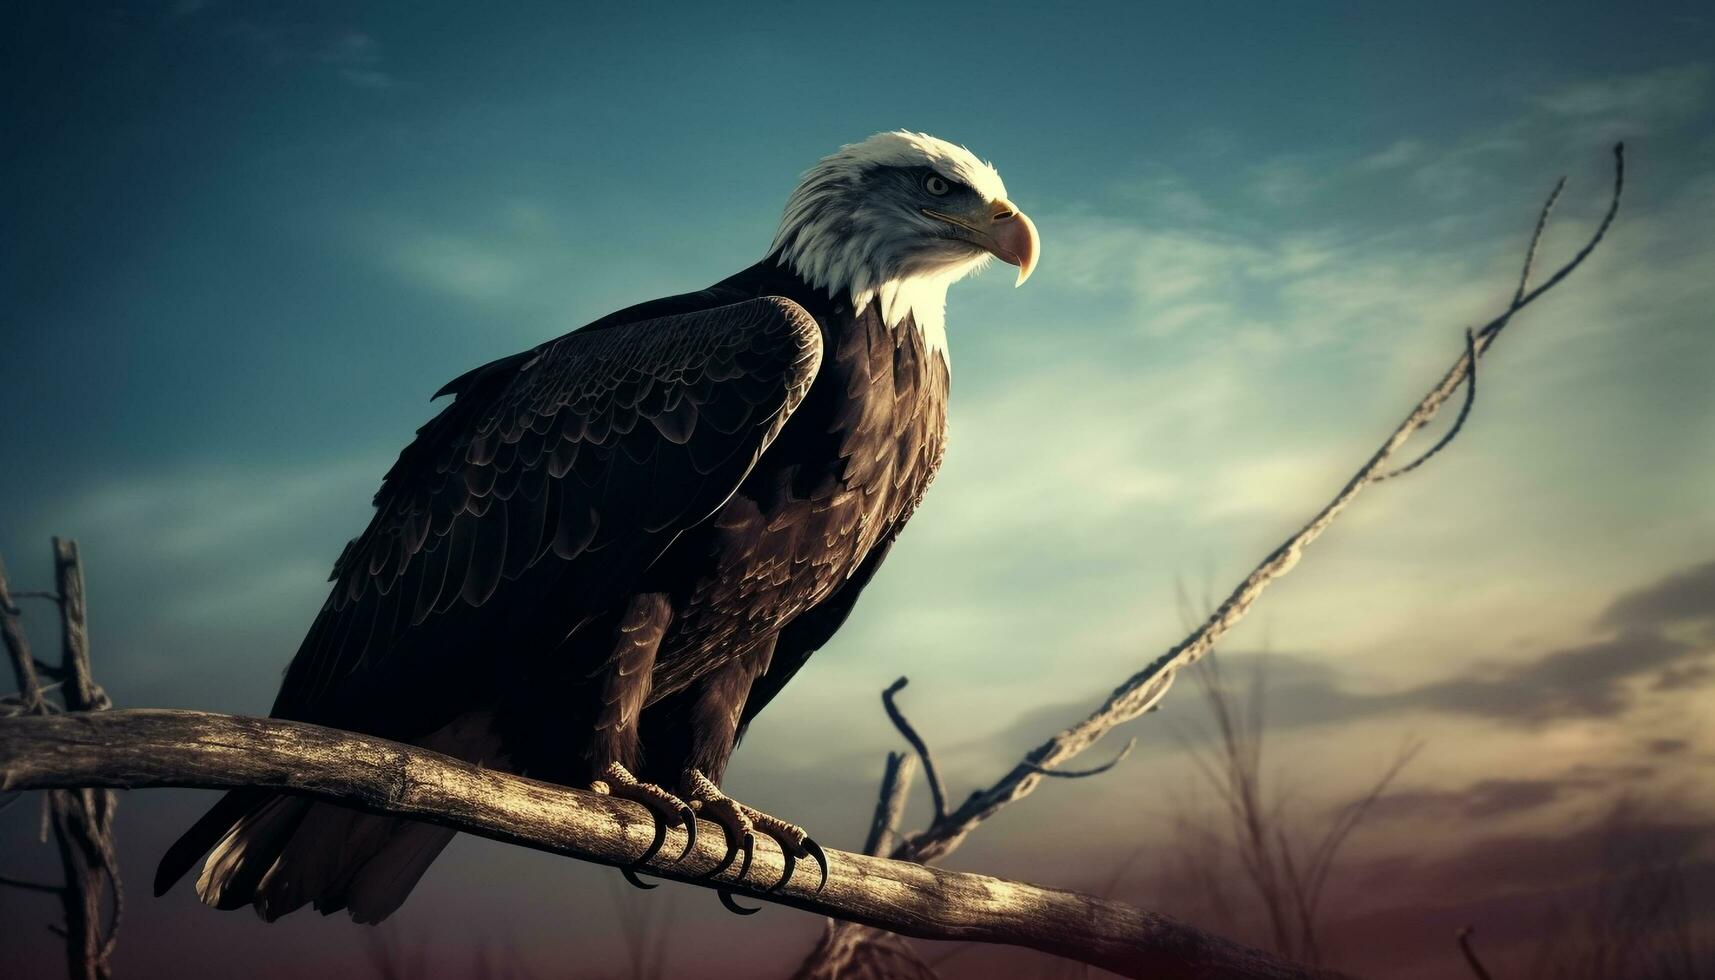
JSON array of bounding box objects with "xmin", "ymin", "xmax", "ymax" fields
[{"xmin": 3, "ymin": 2, "xmax": 1713, "ymax": 977}]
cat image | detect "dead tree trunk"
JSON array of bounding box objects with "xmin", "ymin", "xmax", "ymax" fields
[{"xmin": 1, "ymin": 540, "xmax": 121, "ymax": 980}]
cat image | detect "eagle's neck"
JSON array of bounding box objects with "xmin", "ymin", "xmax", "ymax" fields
[{"xmin": 768, "ymin": 211, "xmax": 987, "ymax": 362}]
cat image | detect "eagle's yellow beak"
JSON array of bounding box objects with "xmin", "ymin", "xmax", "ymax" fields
[
  {"xmin": 923, "ymin": 199, "xmax": 1041, "ymax": 286},
  {"xmin": 984, "ymin": 198, "xmax": 1039, "ymax": 287}
]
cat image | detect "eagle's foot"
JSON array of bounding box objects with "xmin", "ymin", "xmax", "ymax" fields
[
  {"xmin": 684, "ymin": 768, "xmax": 828, "ymax": 907},
  {"xmin": 685, "ymin": 769, "xmax": 755, "ymax": 883},
  {"xmin": 589, "ymin": 761, "xmax": 696, "ymax": 888}
]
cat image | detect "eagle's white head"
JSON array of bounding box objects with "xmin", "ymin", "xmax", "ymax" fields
[{"xmin": 770, "ymin": 131, "xmax": 1039, "ymax": 356}]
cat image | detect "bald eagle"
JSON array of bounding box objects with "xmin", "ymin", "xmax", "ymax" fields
[{"xmin": 155, "ymin": 131, "xmax": 1038, "ymax": 921}]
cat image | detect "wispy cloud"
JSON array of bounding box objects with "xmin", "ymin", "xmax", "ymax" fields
[
  {"xmin": 361, "ymin": 201, "xmax": 587, "ymax": 316},
  {"xmin": 1357, "ymin": 139, "xmax": 1427, "ymax": 173},
  {"xmin": 1530, "ymin": 64, "xmax": 1709, "ymax": 128},
  {"xmin": 200, "ymin": 12, "xmax": 400, "ymax": 89},
  {"xmin": 1599, "ymin": 559, "xmax": 1715, "ymax": 634},
  {"xmin": 1248, "ymin": 156, "xmax": 1320, "ymax": 207},
  {"xmin": 1178, "ymin": 557, "xmax": 1715, "ymax": 731},
  {"xmin": 314, "ymin": 30, "xmax": 397, "ymax": 89}
]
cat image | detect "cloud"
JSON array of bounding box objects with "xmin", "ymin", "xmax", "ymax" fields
[
  {"xmin": 1366, "ymin": 777, "xmax": 1573, "ymax": 822},
  {"xmin": 361, "ymin": 202, "xmax": 590, "ymax": 316},
  {"xmin": 314, "ymin": 30, "xmax": 398, "ymax": 89},
  {"xmin": 1248, "ymin": 157, "xmax": 1320, "ymax": 207},
  {"xmin": 196, "ymin": 12, "xmax": 399, "ymax": 89},
  {"xmin": 1304, "ymin": 623, "xmax": 1707, "ymax": 728},
  {"xmin": 1530, "ymin": 64, "xmax": 1709, "ymax": 123},
  {"xmin": 1357, "ymin": 139, "xmax": 1426, "ymax": 173},
  {"xmin": 1110, "ymin": 169, "xmax": 1216, "ymax": 223},
  {"xmin": 1084, "ymin": 558, "xmax": 1715, "ymax": 735},
  {"xmin": 1397, "ymin": 630, "xmax": 1697, "ymax": 723},
  {"xmin": 1598, "ymin": 559, "xmax": 1715, "ymax": 632}
]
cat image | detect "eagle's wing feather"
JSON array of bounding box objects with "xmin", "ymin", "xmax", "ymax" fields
[{"xmin": 270, "ymin": 296, "xmax": 823, "ymax": 731}]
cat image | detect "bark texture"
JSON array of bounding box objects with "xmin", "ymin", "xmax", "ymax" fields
[{"xmin": 0, "ymin": 708, "xmax": 1345, "ymax": 980}]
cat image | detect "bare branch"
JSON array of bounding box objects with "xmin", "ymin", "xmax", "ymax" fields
[
  {"xmin": 882, "ymin": 678, "xmax": 949, "ymax": 825},
  {"xmin": 1456, "ymin": 927, "xmax": 1496, "ymax": 980},
  {"xmin": 3, "ymin": 541, "xmax": 122, "ymax": 980},
  {"xmin": 863, "ymin": 751, "xmax": 917, "ymax": 857},
  {"xmin": 1022, "ymin": 736, "xmax": 1136, "ymax": 779},
  {"xmin": 1504, "ymin": 145, "xmax": 1623, "ymax": 320},
  {"xmin": 0, "ymin": 708, "xmax": 1349, "ymax": 980},
  {"xmin": 11, "ymin": 591, "xmax": 64, "ymax": 605},
  {"xmin": 0, "ymin": 556, "xmax": 48, "ymax": 716},
  {"xmin": 53, "ymin": 539, "xmax": 107, "ymax": 713},
  {"xmin": 791, "ymin": 747, "xmax": 930, "ymax": 978},
  {"xmin": 894, "ymin": 145, "xmax": 1626, "ymax": 867},
  {"xmin": 1376, "ymin": 328, "xmax": 1476, "ymax": 481},
  {"xmin": 0, "ymin": 872, "xmax": 63, "ymax": 894},
  {"xmin": 1513, "ymin": 178, "xmax": 1566, "ymax": 305}
]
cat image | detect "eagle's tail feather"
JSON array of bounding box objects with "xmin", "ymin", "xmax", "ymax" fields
[
  {"xmin": 156, "ymin": 711, "xmax": 498, "ymax": 923},
  {"xmin": 171, "ymin": 795, "xmax": 453, "ymax": 923},
  {"xmin": 196, "ymin": 795, "xmax": 313, "ymax": 910},
  {"xmin": 341, "ymin": 820, "xmax": 457, "ymax": 923},
  {"xmin": 153, "ymin": 788, "xmax": 268, "ymax": 898},
  {"xmin": 253, "ymin": 805, "xmax": 454, "ymax": 923}
]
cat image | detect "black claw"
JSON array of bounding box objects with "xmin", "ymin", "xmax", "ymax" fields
[
  {"xmin": 620, "ymin": 867, "xmax": 658, "ymax": 891},
  {"xmin": 633, "ymin": 811, "xmax": 669, "ymax": 869},
  {"xmin": 805, "ymin": 838, "xmax": 829, "ymax": 892},
  {"xmin": 703, "ymin": 827, "xmax": 751, "ymax": 878},
  {"xmin": 734, "ymin": 834, "xmax": 755, "ymax": 884},
  {"xmin": 674, "ymin": 805, "xmax": 697, "ymax": 862},
  {"xmin": 768, "ymin": 848, "xmax": 796, "ymax": 893},
  {"xmin": 706, "ymin": 828, "xmax": 742, "ymax": 878},
  {"xmin": 719, "ymin": 889, "xmax": 760, "ymax": 915}
]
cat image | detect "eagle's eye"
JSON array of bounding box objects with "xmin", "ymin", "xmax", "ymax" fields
[{"xmin": 923, "ymin": 174, "xmax": 951, "ymax": 197}]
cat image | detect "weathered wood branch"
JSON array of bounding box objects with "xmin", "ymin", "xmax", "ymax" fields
[{"xmin": 0, "ymin": 708, "xmax": 1346, "ymax": 980}]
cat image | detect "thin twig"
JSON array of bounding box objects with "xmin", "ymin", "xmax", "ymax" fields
[
  {"xmin": 11, "ymin": 591, "xmax": 63, "ymax": 605},
  {"xmin": 1378, "ymin": 328, "xmax": 1476, "ymax": 480},
  {"xmin": 1513, "ymin": 178, "xmax": 1566, "ymax": 305},
  {"xmin": 54, "ymin": 539, "xmax": 108, "ymax": 712},
  {"xmin": 0, "ymin": 872, "xmax": 63, "ymax": 894},
  {"xmin": 1023, "ymin": 737, "xmax": 1137, "ymax": 778},
  {"xmin": 863, "ymin": 752, "xmax": 917, "ymax": 857},
  {"xmin": 1457, "ymin": 926, "xmax": 1496, "ymax": 980},
  {"xmin": 882, "ymin": 678, "xmax": 949, "ymax": 824},
  {"xmin": 0, "ymin": 557, "xmax": 47, "ymax": 715}
]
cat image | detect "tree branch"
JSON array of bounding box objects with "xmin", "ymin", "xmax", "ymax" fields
[
  {"xmin": 862, "ymin": 751, "xmax": 916, "ymax": 858},
  {"xmin": 0, "ymin": 872, "xmax": 63, "ymax": 894},
  {"xmin": 0, "ymin": 556, "xmax": 48, "ymax": 716},
  {"xmin": 1456, "ymin": 927, "xmax": 1495, "ymax": 980},
  {"xmin": 882, "ymin": 678, "xmax": 949, "ymax": 824},
  {"xmin": 0, "ymin": 708, "xmax": 1347, "ymax": 980}
]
